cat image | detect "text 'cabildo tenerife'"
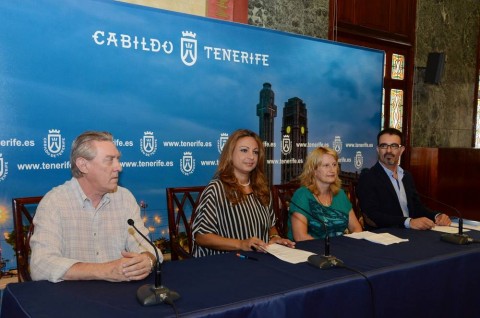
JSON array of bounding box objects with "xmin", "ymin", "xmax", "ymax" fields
[{"xmin": 92, "ymin": 30, "xmax": 270, "ymax": 67}]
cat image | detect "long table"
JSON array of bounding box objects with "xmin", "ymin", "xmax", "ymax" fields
[{"xmin": 2, "ymin": 228, "xmax": 480, "ymax": 317}]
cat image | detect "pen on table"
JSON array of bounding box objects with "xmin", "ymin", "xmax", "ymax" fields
[{"xmin": 236, "ymin": 253, "xmax": 258, "ymax": 261}]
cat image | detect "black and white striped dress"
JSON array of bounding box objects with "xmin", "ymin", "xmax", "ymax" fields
[{"xmin": 192, "ymin": 179, "xmax": 275, "ymax": 257}]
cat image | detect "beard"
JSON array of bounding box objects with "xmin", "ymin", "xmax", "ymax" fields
[{"xmin": 383, "ymin": 154, "xmax": 397, "ymax": 166}]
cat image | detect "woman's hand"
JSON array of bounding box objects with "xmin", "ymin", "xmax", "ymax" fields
[
  {"xmin": 268, "ymin": 235, "xmax": 296, "ymax": 248},
  {"xmin": 239, "ymin": 237, "xmax": 268, "ymax": 252}
]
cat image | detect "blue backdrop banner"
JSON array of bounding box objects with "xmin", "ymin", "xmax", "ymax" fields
[{"xmin": 0, "ymin": 0, "xmax": 383, "ymax": 269}]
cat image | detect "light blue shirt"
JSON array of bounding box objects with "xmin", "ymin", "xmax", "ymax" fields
[{"xmin": 379, "ymin": 163, "xmax": 411, "ymax": 228}]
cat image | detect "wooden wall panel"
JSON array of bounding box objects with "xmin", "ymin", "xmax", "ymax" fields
[
  {"xmin": 336, "ymin": 0, "xmax": 355, "ymax": 24},
  {"xmin": 389, "ymin": 0, "xmax": 413, "ymax": 36},
  {"xmin": 410, "ymin": 147, "xmax": 480, "ymax": 221},
  {"xmin": 333, "ymin": 0, "xmax": 416, "ymax": 44},
  {"xmin": 355, "ymin": 0, "xmax": 390, "ymax": 31}
]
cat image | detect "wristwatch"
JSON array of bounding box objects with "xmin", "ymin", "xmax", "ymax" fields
[{"xmin": 142, "ymin": 252, "xmax": 155, "ymax": 272}]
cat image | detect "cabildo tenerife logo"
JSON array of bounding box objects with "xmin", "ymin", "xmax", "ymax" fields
[
  {"xmin": 354, "ymin": 151, "xmax": 364, "ymax": 170},
  {"xmin": 180, "ymin": 151, "xmax": 195, "ymax": 176},
  {"xmin": 181, "ymin": 31, "xmax": 197, "ymax": 66},
  {"xmin": 140, "ymin": 131, "xmax": 157, "ymax": 157},
  {"xmin": 333, "ymin": 136, "xmax": 342, "ymax": 154},
  {"xmin": 92, "ymin": 29, "xmax": 270, "ymax": 68},
  {"xmin": 281, "ymin": 135, "xmax": 292, "ymax": 155},
  {"xmin": 0, "ymin": 153, "xmax": 8, "ymax": 182},
  {"xmin": 217, "ymin": 133, "xmax": 228, "ymax": 154},
  {"xmin": 43, "ymin": 129, "xmax": 66, "ymax": 158}
]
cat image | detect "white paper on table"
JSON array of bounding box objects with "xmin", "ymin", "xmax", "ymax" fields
[
  {"xmin": 344, "ymin": 231, "xmax": 409, "ymax": 245},
  {"xmin": 430, "ymin": 226, "xmax": 470, "ymax": 234},
  {"xmin": 262, "ymin": 243, "xmax": 315, "ymax": 264},
  {"xmin": 450, "ymin": 219, "xmax": 480, "ymax": 231}
]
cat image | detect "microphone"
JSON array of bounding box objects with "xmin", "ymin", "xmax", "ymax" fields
[
  {"xmin": 290, "ymin": 201, "xmax": 344, "ymax": 269},
  {"xmin": 416, "ymin": 193, "xmax": 472, "ymax": 245},
  {"xmin": 127, "ymin": 219, "xmax": 180, "ymax": 306}
]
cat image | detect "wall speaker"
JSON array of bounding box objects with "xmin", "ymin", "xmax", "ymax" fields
[{"xmin": 425, "ymin": 52, "xmax": 445, "ymax": 84}]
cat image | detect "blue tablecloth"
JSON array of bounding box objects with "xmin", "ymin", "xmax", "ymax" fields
[{"xmin": 2, "ymin": 228, "xmax": 480, "ymax": 317}]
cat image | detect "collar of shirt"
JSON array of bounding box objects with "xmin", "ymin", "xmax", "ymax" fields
[
  {"xmin": 379, "ymin": 162, "xmax": 404, "ymax": 182},
  {"xmin": 71, "ymin": 177, "xmax": 111, "ymax": 209}
]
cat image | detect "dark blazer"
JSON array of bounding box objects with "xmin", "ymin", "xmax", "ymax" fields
[{"xmin": 356, "ymin": 162, "xmax": 436, "ymax": 229}]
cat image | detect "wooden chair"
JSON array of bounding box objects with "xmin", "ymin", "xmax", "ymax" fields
[
  {"xmin": 12, "ymin": 196, "xmax": 43, "ymax": 282},
  {"xmin": 271, "ymin": 182, "xmax": 301, "ymax": 237},
  {"xmin": 166, "ymin": 186, "xmax": 205, "ymax": 261},
  {"xmin": 339, "ymin": 171, "xmax": 363, "ymax": 228}
]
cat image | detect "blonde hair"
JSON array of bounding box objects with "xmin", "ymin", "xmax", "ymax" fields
[
  {"xmin": 299, "ymin": 147, "xmax": 341, "ymax": 196},
  {"xmin": 215, "ymin": 129, "xmax": 270, "ymax": 206}
]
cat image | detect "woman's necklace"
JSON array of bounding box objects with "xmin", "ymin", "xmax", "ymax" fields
[
  {"xmin": 316, "ymin": 192, "xmax": 332, "ymax": 206},
  {"xmin": 239, "ymin": 179, "xmax": 251, "ymax": 187}
]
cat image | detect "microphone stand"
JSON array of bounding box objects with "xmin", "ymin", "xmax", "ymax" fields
[
  {"xmin": 290, "ymin": 201, "xmax": 344, "ymax": 269},
  {"xmin": 307, "ymin": 231, "xmax": 344, "ymax": 269},
  {"xmin": 127, "ymin": 219, "xmax": 181, "ymax": 306},
  {"xmin": 441, "ymin": 218, "xmax": 474, "ymax": 245},
  {"xmin": 417, "ymin": 193, "xmax": 473, "ymax": 245}
]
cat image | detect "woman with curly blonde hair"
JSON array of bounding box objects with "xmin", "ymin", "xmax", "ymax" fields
[{"xmin": 288, "ymin": 147, "xmax": 362, "ymax": 241}]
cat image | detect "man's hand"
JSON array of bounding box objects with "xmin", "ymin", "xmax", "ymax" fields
[
  {"xmin": 63, "ymin": 251, "xmax": 153, "ymax": 282},
  {"xmin": 409, "ymin": 217, "xmax": 435, "ymax": 230},
  {"xmin": 120, "ymin": 251, "xmax": 152, "ymax": 281},
  {"xmin": 435, "ymin": 213, "xmax": 452, "ymax": 226}
]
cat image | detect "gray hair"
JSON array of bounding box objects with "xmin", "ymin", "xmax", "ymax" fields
[{"xmin": 70, "ymin": 131, "xmax": 113, "ymax": 178}]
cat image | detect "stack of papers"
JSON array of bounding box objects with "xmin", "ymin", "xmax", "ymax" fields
[
  {"xmin": 430, "ymin": 226, "xmax": 469, "ymax": 234},
  {"xmin": 431, "ymin": 217, "xmax": 480, "ymax": 233},
  {"xmin": 344, "ymin": 231, "xmax": 409, "ymax": 245},
  {"xmin": 262, "ymin": 243, "xmax": 315, "ymax": 264}
]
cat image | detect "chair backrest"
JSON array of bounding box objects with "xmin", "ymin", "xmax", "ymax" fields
[
  {"xmin": 12, "ymin": 196, "xmax": 43, "ymax": 282},
  {"xmin": 339, "ymin": 171, "xmax": 363, "ymax": 228},
  {"xmin": 271, "ymin": 182, "xmax": 301, "ymax": 237},
  {"xmin": 166, "ymin": 186, "xmax": 206, "ymax": 261}
]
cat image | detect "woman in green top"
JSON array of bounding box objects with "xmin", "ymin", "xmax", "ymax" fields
[{"xmin": 288, "ymin": 147, "xmax": 362, "ymax": 241}]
